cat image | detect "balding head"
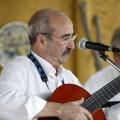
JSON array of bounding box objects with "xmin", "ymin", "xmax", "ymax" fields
[{"xmin": 28, "ymin": 9, "xmax": 72, "ymax": 45}]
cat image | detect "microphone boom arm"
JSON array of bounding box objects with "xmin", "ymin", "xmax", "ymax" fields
[{"xmin": 99, "ymin": 51, "xmax": 120, "ymax": 72}]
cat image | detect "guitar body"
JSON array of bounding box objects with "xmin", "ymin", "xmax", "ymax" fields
[{"xmin": 39, "ymin": 84, "xmax": 106, "ymax": 120}]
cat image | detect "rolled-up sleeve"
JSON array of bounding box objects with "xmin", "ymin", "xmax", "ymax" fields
[
  {"xmin": 0, "ymin": 61, "xmax": 47, "ymax": 120},
  {"xmin": 25, "ymin": 96, "xmax": 46, "ymax": 119}
]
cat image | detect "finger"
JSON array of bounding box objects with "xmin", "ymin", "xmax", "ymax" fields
[
  {"xmin": 79, "ymin": 97, "xmax": 84, "ymax": 104},
  {"xmin": 74, "ymin": 97, "xmax": 84, "ymax": 105},
  {"xmin": 83, "ymin": 109, "xmax": 93, "ymax": 120},
  {"xmin": 76, "ymin": 113, "xmax": 88, "ymax": 120},
  {"xmin": 81, "ymin": 114, "xmax": 88, "ymax": 120}
]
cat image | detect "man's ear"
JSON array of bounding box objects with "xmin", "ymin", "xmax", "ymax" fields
[{"xmin": 36, "ymin": 34, "xmax": 46, "ymax": 47}]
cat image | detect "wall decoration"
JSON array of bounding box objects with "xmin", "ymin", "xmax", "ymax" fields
[{"xmin": 0, "ymin": 21, "xmax": 30, "ymax": 67}]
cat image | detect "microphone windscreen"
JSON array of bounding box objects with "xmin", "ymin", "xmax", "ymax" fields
[{"xmin": 77, "ymin": 38, "xmax": 88, "ymax": 50}]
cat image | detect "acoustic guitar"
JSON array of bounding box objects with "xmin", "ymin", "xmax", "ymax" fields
[{"xmin": 38, "ymin": 75, "xmax": 120, "ymax": 120}]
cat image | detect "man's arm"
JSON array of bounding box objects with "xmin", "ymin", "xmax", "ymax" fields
[{"xmin": 35, "ymin": 98, "xmax": 93, "ymax": 120}]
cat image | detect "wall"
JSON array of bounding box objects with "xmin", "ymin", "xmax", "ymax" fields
[
  {"xmin": 0, "ymin": 0, "xmax": 75, "ymax": 72},
  {"xmin": 75, "ymin": 0, "xmax": 120, "ymax": 84},
  {"xmin": 0, "ymin": 0, "xmax": 120, "ymax": 84}
]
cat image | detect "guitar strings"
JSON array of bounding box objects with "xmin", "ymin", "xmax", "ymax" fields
[
  {"xmin": 83, "ymin": 82, "xmax": 119, "ymax": 112},
  {"xmin": 82, "ymin": 75, "xmax": 120, "ymax": 113},
  {"xmin": 86, "ymin": 77, "xmax": 118, "ymax": 110}
]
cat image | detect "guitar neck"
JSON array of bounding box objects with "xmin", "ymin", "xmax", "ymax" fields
[{"xmin": 82, "ymin": 75, "xmax": 120, "ymax": 113}]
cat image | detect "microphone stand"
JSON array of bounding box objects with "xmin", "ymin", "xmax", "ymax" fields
[
  {"xmin": 98, "ymin": 51, "xmax": 120, "ymax": 108},
  {"xmin": 98, "ymin": 51, "xmax": 120, "ymax": 71}
]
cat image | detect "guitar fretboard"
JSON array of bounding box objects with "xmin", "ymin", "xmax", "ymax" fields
[{"xmin": 82, "ymin": 75, "xmax": 120, "ymax": 113}]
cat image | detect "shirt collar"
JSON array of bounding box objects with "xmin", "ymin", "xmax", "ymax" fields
[{"xmin": 31, "ymin": 51, "xmax": 63, "ymax": 76}]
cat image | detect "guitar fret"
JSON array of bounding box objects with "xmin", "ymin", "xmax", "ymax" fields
[
  {"xmin": 82, "ymin": 75, "xmax": 120, "ymax": 113},
  {"xmin": 83, "ymin": 95, "xmax": 106, "ymax": 112}
]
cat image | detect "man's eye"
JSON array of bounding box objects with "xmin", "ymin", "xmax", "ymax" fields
[{"xmin": 63, "ymin": 37, "xmax": 70, "ymax": 41}]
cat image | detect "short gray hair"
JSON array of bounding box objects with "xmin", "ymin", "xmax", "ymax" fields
[
  {"xmin": 28, "ymin": 9, "xmax": 63, "ymax": 45},
  {"xmin": 111, "ymin": 27, "xmax": 120, "ymax": 48}
]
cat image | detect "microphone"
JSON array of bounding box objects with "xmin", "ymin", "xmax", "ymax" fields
[{"xmin": 77, "ymin": 38, "xmax": 120, "ymax": 52}]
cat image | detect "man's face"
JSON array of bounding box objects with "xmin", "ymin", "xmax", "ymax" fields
[
  {"xmin": 44, "ymin": 16, "xmax": 76, "ymax": 68},
  {"xmin": 114, "ymin": 52, "xmax": 120, "ymax": 65}
]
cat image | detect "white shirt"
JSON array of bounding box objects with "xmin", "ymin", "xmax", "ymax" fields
[
  {"xmin": 0, "ymin": 51, "xmax": 82, "ymax": 120},
  {"xmin": 84, "ymin": 65, "xmax": 120, "ymax": 120}
]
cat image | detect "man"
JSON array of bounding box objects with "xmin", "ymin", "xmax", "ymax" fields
[
  {"xmin": 0, "ymin": 9, "xmax": 93, "ymax": 120},
  {"xmin": 84, "ymin": 27, "xmax": 120, "ymax": 120}
]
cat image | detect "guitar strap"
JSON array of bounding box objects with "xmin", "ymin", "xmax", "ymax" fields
[
  {"xmin": 27, "ymin": 51, "xmax": 65, "ymax": 89},
  {"xmin": 102, "ymin": 101, "xmax": 120, "ymax": 108},
  {"xmin": 27, "ymin": 51, "xmax": 49, "ymax": 89}
]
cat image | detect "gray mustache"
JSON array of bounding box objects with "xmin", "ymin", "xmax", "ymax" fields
[{"xmin": 62, "ymin": 49, "xmax": 72, "ymax": 56}]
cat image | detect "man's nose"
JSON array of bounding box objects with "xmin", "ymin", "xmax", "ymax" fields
[{"xmin": 66, "ymin": 40, "xmax": 75, "ymax": 50}]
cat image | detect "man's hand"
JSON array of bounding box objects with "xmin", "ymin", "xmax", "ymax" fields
[
  {"xmin": 58, "ymin": 97, "xmax": 93, "ymax": 120},
  {"xmin": 35, "ymin": 98, "xmax": 93, "ymax": 120}
]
